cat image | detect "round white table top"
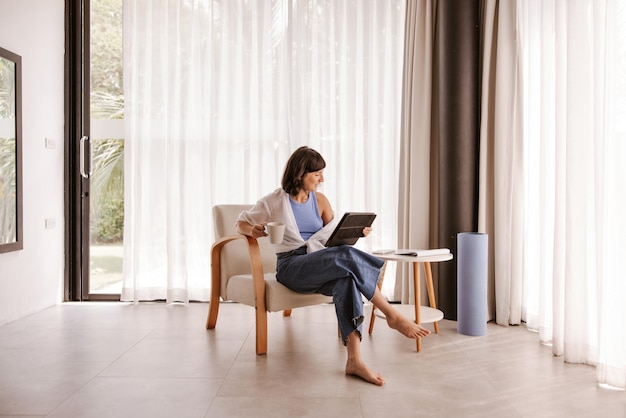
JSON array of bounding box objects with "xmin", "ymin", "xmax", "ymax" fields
[{"xmin": 371, "ymin": 250, "xmax": 453, "ymax": 263}]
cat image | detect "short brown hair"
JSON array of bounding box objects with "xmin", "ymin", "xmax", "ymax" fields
[{"xmin": 281, "ymin": 146, "xmax": 326, "ymax": 195}]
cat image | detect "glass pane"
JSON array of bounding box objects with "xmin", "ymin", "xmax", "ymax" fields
[
  {"xmin": 89, "ymin": 0, "xmax": 124, "ymax": 294},
  {"xmin": 0, "ymin": 56, "xmax": 17, "ymax": 245}
]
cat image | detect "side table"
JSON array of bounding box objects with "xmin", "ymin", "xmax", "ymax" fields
[{"xmin": 369, "ymin": 251, "xmax": 453, "ymax": 352}]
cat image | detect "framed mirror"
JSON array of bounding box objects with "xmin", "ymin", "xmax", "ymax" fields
[{"xmin": 0, "ymin": 46, "xmax": 22, "ymax": 253}]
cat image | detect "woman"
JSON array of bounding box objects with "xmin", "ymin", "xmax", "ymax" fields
[{"xmin": 236, "ymin": 146, "xmax": 429, "ymax": 386}]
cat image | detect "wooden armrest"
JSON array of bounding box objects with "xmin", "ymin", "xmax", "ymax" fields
[{"xmin": 210, "ymin": 233, "xmax": 268, "ymax": 312}]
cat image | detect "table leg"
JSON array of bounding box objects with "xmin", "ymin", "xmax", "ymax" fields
[
  {"xmin": 413, "ymin": 261, "xmax": 421, "ymax": 352},
  {"xmin": 424, "ymin": 262, "xmax": 439, "ymax": 334},
  {"xmin": 368, "ymin": 261, "xmax": 387, "ymax": 335}
]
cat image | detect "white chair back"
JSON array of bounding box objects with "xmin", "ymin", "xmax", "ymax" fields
[{"xmin": 212, "ymin": 205, "xmax": 277, "ymax": 299}]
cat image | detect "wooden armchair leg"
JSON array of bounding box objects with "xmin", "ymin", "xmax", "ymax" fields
[
  {"xmin": 256, "ymin": 308, "xmax": 268, "ymax": 355},
  {"xmin": 206, "ymin": 302, "xmax": 219, "ymax": 329},
  {"xmin": 206, "ymin": 289, "xmax": 221, "ymax": 329}
]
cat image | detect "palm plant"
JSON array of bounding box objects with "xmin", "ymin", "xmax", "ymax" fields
[
  {"xmin": 90, "ymin": 90, "xmax": 124, "ymax": 243},
  {"xmin": 88, "ymin": 0, "xmax": 125, "ymax": 244},
  {"xmin": 0, "ymin": 56, "xmax": 16, "ymax": 243},
  {"xmin": 0, "ymin": 138, "xmax": 16, "ymax": 243}
]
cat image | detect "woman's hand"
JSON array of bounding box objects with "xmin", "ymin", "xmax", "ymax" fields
[
  {"xmin": 250, "ymin": 223, "xmax": 268, "ymax": 239},
  {"xmin": 363, "ymin": 226, "xmax": 372, "ymax": 237},
  {"xmin": 237, "ymin": 221, "xmax": 268, "ymax": 238}
]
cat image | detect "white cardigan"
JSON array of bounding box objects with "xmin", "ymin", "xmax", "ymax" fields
[{"xmin": 236, "ymin": 188, "xmax": 338, "ymax": 253}]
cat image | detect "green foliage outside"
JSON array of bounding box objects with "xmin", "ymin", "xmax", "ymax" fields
[
  {"xmin": 90, "ymin": 138, "xmax": 124, "ymax": 243},
  {"xmin": 93, "ymin": 197, "xmax": 124, "ymax": 243},
  {"xmin": 0, "ymin": 138, "xmax": 16, "ymax": 243},
  {"xmin": 90, "ymin": 0, "xmax": 124, "ymax": 244},
  {"xmin": 0, "ymin": 56, "xmax": 17, "ymax": 243}
]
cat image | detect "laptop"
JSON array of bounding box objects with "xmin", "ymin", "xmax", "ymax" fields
[{"xmin": 325, "ymin": 212, "xmax": 377, "ymax": 247}]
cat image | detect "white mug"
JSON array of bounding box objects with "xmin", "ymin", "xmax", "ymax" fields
[{"xmin": 266, "ymin": 222, "xmax": 285, "ymax": 244}]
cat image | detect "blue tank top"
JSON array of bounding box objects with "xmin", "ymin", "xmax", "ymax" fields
[{"xmin": 290, "ymin": 192, "xmax": 323, "ymax": 240}]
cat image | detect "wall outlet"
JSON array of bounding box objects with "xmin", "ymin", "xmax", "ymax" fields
[
  {"xmin": 45, "ymin": 137, "xmax": 56, "ymax": 149},
  {"xmin": 45, "ymin": 218, "xmax": 56, "ymax": 229}
]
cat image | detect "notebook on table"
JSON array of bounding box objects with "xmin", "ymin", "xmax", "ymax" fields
[
  {"xmin": 372, "ymin": 248, "xmax": 451, "ymax": 257},
  {"xmin": 325, "ymin": 212, "xmax": 377, "ymax": 247}
]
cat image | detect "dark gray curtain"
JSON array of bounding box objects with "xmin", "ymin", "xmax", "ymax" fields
[{"xmin": 431, "ymin": 0, "xmax": 480, "ymax": 319}]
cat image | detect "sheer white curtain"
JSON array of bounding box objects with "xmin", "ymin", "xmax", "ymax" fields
[
  {"xmin": 478, "ymin": 0, "xmax": 523, "ymax": 324},
  {"xmin": 508, "ymin": 0, "xmax": 626, "ymax": 389},
  {"xmin": 121, "ymin": 0, "xmax": 406, "ymax": 302},
  {"xmin": 395, "ymin": 0, "xmax": 436, "ymax": 303}
]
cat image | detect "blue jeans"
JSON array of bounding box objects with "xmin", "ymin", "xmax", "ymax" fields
[{"xmin": 276, "ymin": 245, "xmax": 385, "ymax": 344}]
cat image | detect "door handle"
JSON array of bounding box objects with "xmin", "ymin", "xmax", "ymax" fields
[{"xmin": 79, "ymin": 136, "xmax": 92, "ymax": 179}]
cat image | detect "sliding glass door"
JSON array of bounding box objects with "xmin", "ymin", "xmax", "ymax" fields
[
  {"xmin": 88, "ymin": 0, "xmax": 124, "ymax": 295},
  {"xmin": 65, "ymin": 0, "xmax": 124, "ymax": 300}
]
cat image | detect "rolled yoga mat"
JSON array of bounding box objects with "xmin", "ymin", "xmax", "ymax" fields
[{"xmin": 457, "ymin": 232, "xmax": 488, "ymax": 336}]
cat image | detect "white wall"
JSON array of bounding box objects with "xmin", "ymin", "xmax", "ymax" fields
[{"xmin": 0, "ymin": 0, "xmax": 65, "ymax": 325}]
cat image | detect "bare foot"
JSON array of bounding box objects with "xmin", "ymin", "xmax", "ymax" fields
[
  {"xmin": 345, "ymin": 358, "xmax": 385, "ymax": 386},
  {"xmin": 386, "ymin": 315, "xmax": 430, "ymax": 339}
]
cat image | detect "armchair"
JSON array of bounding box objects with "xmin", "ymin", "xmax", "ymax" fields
[{"xmin": 206, "ymin": 204, "xmax": 332, "ymax": 355}]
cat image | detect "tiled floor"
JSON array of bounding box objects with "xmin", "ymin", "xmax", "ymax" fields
[{"xmin": 0, "ymin": 302, "xmax": 624, "ymax": 417}]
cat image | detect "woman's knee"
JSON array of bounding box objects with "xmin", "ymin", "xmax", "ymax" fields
[{"xmin": 335, "ymin": 245, "xmax": 362, "ymax": 260}]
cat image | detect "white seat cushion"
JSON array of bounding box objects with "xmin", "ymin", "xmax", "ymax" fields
[{"xmin": 226, "ymin": 273, "xmax": 332, "ymax": 312}]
